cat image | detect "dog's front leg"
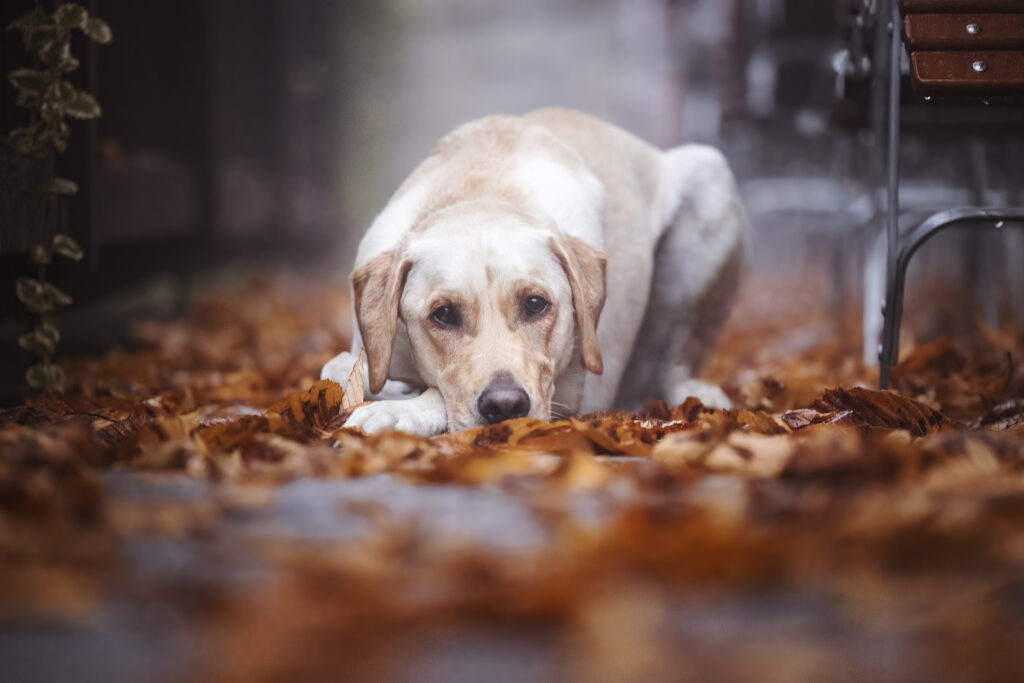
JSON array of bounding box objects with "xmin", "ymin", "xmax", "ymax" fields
[
  {"xmin": 344, "ymin": 388, "xmax": 447, "ymax": 437},
  {"xmin": 321, "ymin": 350, "xmax": 420, "ymax": 400}
]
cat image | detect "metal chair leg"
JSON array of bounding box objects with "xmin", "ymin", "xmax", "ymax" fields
[
  {"xmin": 878, "ymin": 0, "xmax": 903, "ymax": 390},
  {"xmin": 878, "ymin": 271, "xmax": 898, "ymax": 390},
  {"xmin": 878, "ymin": 208, "xmax": 1024, "ymax": 389}
]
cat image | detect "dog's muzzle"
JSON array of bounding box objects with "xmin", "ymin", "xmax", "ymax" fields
[{"xmin": 477, "ymin": 381, "xmax": 530, "ymax": 423}]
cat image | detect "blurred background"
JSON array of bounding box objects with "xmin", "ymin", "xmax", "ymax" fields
[
  {"xmin": 2, "ymin": 5, "xmax": 1024, "ymax": 681},
  {"xmin": 2, "ymin": 0, "xmax": 1023, "ymax": 400}
]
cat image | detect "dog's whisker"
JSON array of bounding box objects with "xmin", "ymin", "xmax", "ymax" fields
[
  {"xmin": 548, "ymin": 406, "xmax": 572, "ymax": 420},
  {"xmin": 547, "ymin": 399, "xmax": 577, "ymax": 422}
]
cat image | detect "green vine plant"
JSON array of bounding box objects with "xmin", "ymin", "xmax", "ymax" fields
[{"xmin": 5, "ymin": 1, "xmax": 111, "ymax": 391}]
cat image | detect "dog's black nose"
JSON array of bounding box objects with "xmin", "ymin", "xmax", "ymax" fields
[{"xmin": 477, "ymin": 382, "xmax": 531, "ymax": 423}]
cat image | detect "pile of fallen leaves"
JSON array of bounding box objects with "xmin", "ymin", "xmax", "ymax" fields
[{"xmin": 1, "ymin": 270, "xmax": 1022, "ymax": 681}]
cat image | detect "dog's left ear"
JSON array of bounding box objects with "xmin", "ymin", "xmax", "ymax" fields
[
  {"xmin": 549, "ymin": 235, "xmax": 606, "ymax": 375},
  {"xmin": 351, "ymin": 250, "xmax": 413, "ymax": 394}
]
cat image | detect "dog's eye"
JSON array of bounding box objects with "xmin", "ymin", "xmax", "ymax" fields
[
  {"xmin": 429, "ymin": 304, "xmax": 460, "ymax": 329},
  {"xmin": 521, "ymin": 295, "xmax": 550, "ymax": 320}
]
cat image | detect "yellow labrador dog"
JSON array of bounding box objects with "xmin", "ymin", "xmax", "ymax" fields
[{"xmin": 322, "ymin": 108, "xmax": 748, "ymax": 436}]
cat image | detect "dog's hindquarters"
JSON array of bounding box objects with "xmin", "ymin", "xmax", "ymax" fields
[{"xmin": 614, "ymin": 144, "xmax": 749, "ymax": 410}]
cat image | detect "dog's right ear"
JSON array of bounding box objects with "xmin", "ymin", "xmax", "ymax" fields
[
  {"xmin": 351, "ymin": 250, "xmax": 413, "ymax": 394},
  {"xmin": 549, "ymin": 235, "xmax": 606, "ymax": 375}
]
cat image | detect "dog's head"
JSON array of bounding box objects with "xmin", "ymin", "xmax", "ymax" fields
[{"xmin": 352, "ymin": 206, "xmax": 605, "ymax": 431}]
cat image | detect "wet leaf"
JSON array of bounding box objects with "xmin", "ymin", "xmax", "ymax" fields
[{"xmin": 810, "ymin": 386, "xmax": 953, "ymax": 436}]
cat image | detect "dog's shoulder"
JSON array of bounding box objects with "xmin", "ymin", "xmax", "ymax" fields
[{"xmin": 429, "ymin": 114, "xmax": 530, "ymax": 158}]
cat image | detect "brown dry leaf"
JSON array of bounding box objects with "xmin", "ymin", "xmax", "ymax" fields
[
  {"xmin": 651, "ymin": 429, "xmax": 723, "ymax": 468},
  {"xmin": 914, "ymin": 430, "xmax": 1024, "ymax": 475},
  {"xmin": 810, "ymin": 386, "xmax": 954, "ymax": 436},
  {"xmin": 737, "ymin": 375, "xmax": 786, "ymax": 411},
  {"xmin": 779, "ymin": 424, "xmax": 907, "ymax": 483},
  {"xmin": 5, "ymin": 268, "xmax": 1024, "ymax": 681},
  {"xmin": 195, "ymin": 414, "xmax": 270, "ymax": 453},
  {"xmin": 94, "ymin": 411, "xmax": 202, "ymax": 466},
  {"xmin": 652, "ymin": 428, "xmax": 794, "ymax": 477},
  {"xmin": 334, "ymin": 430, "xmax": 441, "ymax": 477},
  {"xmin": 980, "ymin": 398, "xmax": 1024, "ymax": 431},
  {"xmin": 732, "ymin": 408, "xmax": 790, "ymax": 435},
  {"xmin": 341, "ymin": 347, "xmax": 366, "ymax": 411},
  {"xmin": 267, "ymin": 379, "xmax": 348, "ymax": 440},
  {"xmin": 0, "ymin": 423, "xmax": 114, "ymax": 618},
  {"xmin": 891, "ymin": 336, "xmax": 1022, "ymax": 422},
  {"xmin": 705, "ymin": 432, "xmax": 796, "ymax": 477},
  {"xmin": 568, "ymin": 416, "xmax": 654, "ymax": 457},
  {"xmin": 238, "ymin": 434, "xmax": 345, "ymax": 482},
  {"xmin": 548, "ymin": 451, "xmax": 615, "ymax": 489},
  {"xmin": 779, "ymin": 407, "xmax": 826, "ymax": 430},
  {"xmin": 438, "ymin": 448, "xmax": 549, "ymax": 484},
  {"xmin": 130, "ymin": 438, "xmax": 200, "ymax": 471}
]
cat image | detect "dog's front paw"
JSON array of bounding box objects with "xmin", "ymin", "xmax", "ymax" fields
[
  {"xmin": 344, "ymin": 388, "xmax": 447, "ymax": 437},
  {"xmin": 669, "ymin": 379, "xmax": 733, "ymax": 410}
]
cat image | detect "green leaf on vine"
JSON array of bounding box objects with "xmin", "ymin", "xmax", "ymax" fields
[
  {"xmin": 16, "ymin": 277, "xmax": 50, "ymax": 313},
  {"xmin": 7, "ymin": 68, "xmax": 42, "ymax": 95},
  {"xmin": 29, "ymin": 244, "xmax": 52, "ymax": 266},
  {"xmin": 39, "ymin": 39, "xmax": 66, "ymax": 69},
  {"xmin": 83, "ymin": 17, "xmax": 112, "ymax": 44},
  {"xmin": 59, "ymin": 84, "xmax": 101, "ymax": 119},
  {"xmin": 26, "ymin": 362, "xmax": 64, "ymax": 392},
  {"xmin": 38, "ymin": 320, "xmax": 60, "ymax": 344},
  {"xmin": 16, "ymin": 278, "xmax": 73, "ymax": 312},
  {"xmin": 25, "ymin": 364, "xmax": 45, "ymax": 389},
  {"xmin": 54, "ymin": 4, "xmax": 88, "ymax": 31},
  {"xmin": 52, "ymin": 234, "xmax": 84, "ymax": 261},
  {"xmin": 8, "ymin": 126, "xmax": 43, "ymax": 156},
  {"xmin": 49, "ymin": 178, "xmax": 79, "ymax": 195},
  {"xmin": 19, "ymin": 323, "xmax": 60, "ymax": 356},
  {"xmin": 43, "ymin": 282, "xmax": 73, "ymax": 307},
  {"xmin": 40, "ymin": 100, "xmax": 63, "ymax": 124},
  {"xmin": 7, "ymin": 2, "xmax": 109, "ymax": 395},
  {"xmin": 7, "ymin": 10, "xmax": 51, "ymax": 42}
]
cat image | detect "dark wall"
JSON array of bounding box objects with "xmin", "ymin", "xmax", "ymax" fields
[
  {"xmin": 0, "ymin": 1, "xmax": 348, "ymax": 400},
  {"xmin": 2, "ymin": 1, "xmax": 347, "ymax": 293}
]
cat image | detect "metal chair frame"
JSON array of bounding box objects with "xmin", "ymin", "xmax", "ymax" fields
[{"xmin": 876, "ymin": 0, "xmax": 1024, "ymax": 389}]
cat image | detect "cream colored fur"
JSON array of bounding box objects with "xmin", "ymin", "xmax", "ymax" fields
[{"xmin": 322, "ymin": 108, "xmax": 749, "ymax": 435}]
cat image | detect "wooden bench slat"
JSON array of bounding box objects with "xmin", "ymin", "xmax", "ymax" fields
[
  {"xmin": 905, "ymin": 14, "xmax": 1024, "ymax": 50},
  {"xmin": 911, "ymin": 51, "xmax": 1024, "ymax": 93},
  {"xmin": 901, "ymin": 0, "xmax": 1024, "ymax": 12}
]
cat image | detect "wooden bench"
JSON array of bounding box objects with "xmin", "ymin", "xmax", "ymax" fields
[{"xmin": 902, "ymin": 0, "xmax": 1024, "ymax": 94}]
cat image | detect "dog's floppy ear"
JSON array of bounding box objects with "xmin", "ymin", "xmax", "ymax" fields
[
  {"xmin": 549, "ymin": 235, "xmax": 606, "ymax": 375},
  {"xmin": 351, "ymin": 250, "xmax": 413, "ymax": 394}
]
